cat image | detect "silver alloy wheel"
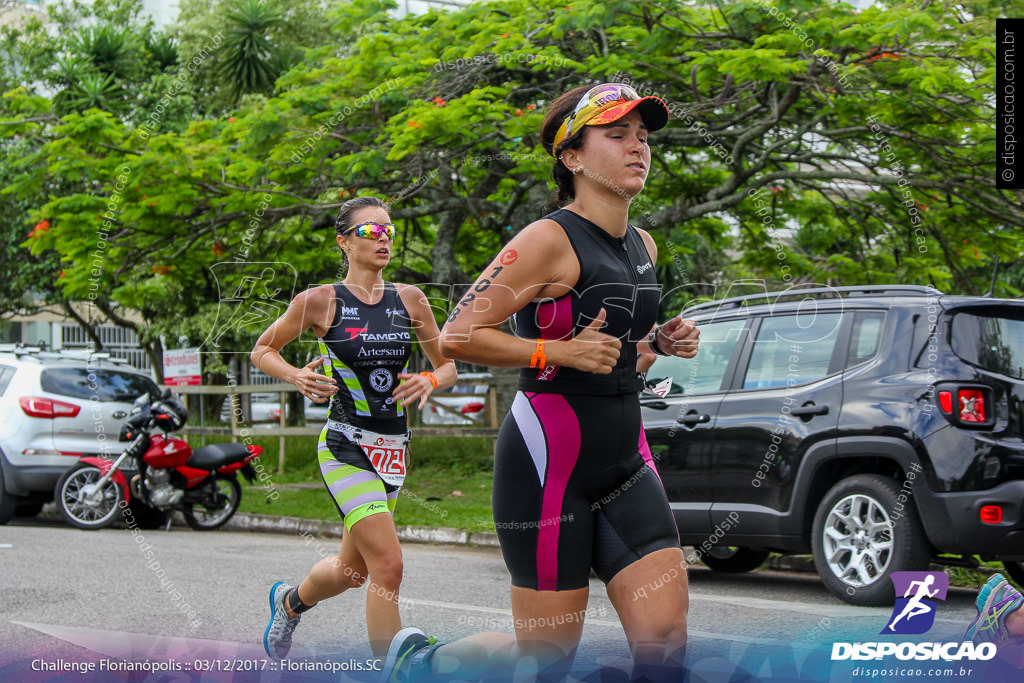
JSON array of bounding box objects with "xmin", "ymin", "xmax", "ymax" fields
[
  {"xmin": 821, "ymin": 492, "xmax": 894, "ymax": 588},
  {"xmin": 60, "ymin": 467, "xmax": 120, "ymax": 527}
]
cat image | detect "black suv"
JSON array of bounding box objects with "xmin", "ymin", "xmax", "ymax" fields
[{"xmin": 641, "ymin": 285, "xmax": 1024, "ymax": 605}]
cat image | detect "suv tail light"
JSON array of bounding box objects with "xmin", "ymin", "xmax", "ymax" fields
[
  {"xmin": 958, "ymin": 389, "xmax": 986, "ymax": 422},
  {"xmin": 19, "ymin": 396, "xmax": 81, "ymax": 418},
  {"xmin": 461, "ymin": 402, "xmax": 485, "ymax": 414},
  {"xmin": 935, "ymin": 385, "xmax": 995, "ymax": 428},
  {"xmin": 980, "ymin": 505, "xmax": 1003, "ymax": 524}
]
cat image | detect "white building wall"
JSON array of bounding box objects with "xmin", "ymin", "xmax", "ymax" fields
[
  {"xmin": 141, "ymin": 0, "xmax": 179, "ymax": 31},
  {"xmin": 392, "ymin": 0, "xmax": 471, "ymax": 18}
]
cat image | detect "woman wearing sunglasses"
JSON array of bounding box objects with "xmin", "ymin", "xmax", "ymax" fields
[
  {"xmin": 252, "ymin": 196, "xmax": 457, "ymax": 661},
  {"xmin": 382, "ymin": 84, "xmax": 699, "ymax": 681}
]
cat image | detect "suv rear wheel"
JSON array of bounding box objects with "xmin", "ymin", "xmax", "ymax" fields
[
  {"xmin": 128, "ymin": 500, "xmax": 170, "ymax": 530},
  {"xmin": 0, "ymin": 461, "xmax": 17, "ymax": 525},
  {"xmin": 15, "ymin": 502, "xmax": 44, "ymax": 518},
  {"xmin": 812, "ymin": 474, "xmax": 931, "ymax": 606},
  {"xmin": 0, "ymin": 488, "xmax": 16, "ymax": 525},
  {"xmin": 700, "ymin": 546, "xmax": 771, "ymax": 573}
]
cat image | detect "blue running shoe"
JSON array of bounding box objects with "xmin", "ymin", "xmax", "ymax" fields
[
  {"xmin": 381, "ymin": 627, "xmax": 439, "ymax": 683},
  {"xmin": 977, "ymin": 573, "xmax": 1006, "ymax": 612},
  {"xmin": 964, "ymin": 573, "xmax": 1009, "ymax": 640},
  {"xmin": 263, "ymin": 582, "xmax": 301, "ymax": 659},
  {"xmin": 965, "ymin": 577, "xmax": 1024, "ymax": 644}
]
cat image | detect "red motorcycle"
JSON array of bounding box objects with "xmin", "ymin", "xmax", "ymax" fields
[{"xmin": 55, "ymin": 388, "xmax": 262, "ymax": 530}]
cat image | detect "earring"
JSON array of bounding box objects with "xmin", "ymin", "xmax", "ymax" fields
[{"xmin": 572, "ymin": 166, "xmax": 581, "ymax": 175}]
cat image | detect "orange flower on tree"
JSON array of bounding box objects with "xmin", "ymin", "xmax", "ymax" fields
[
  {"xmin": 432, "ymin": 96, "xmax": 447, "ymax": 107},
  {"xmin": 408, "ymin": 119, "xmax": 422, "ymax": 128},
  {"xmin": 28, "ymin": 220, "xmax": 51, "ymax": 239}
]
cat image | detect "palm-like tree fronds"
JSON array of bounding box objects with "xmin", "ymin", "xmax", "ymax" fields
[{"xmin": 217, "ymin": 0, "xmax": 285, "ymax": 102}]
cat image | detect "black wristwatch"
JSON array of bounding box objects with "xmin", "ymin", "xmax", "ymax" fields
[{"xmin": 648, "ymin": 326, "xmax": 671, "ymax": 356}]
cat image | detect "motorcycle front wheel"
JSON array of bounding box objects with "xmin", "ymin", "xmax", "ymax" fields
[
  {"xmin": 56, "ymin": 463, "xmax": 123, "ymax": 530},
  {"xmin": 183, "ymin": 475, "xmax": 241, "ymax": 530}
]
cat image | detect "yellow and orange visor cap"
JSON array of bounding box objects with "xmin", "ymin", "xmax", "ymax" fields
[{"xmin": 552, "ymin": 83, "xmax": 670, "ymax": 158}]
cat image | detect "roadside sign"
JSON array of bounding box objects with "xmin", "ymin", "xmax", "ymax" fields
[{"xmin": 164, "ymin": 347, "xmax": 201, "ymax": 386}]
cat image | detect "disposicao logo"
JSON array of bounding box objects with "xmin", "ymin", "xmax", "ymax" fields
[
  {"xmin": 830, "ymin": 571, "xmax": 996, "ymax": 662},
  {"xmin": 882, "ymin": 571, "xmax": 947, "ymax": 635}
]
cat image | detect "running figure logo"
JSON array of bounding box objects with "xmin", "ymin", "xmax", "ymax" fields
[
  {"xmin": 202, "ymin": 263, "xmax": 295, "ymax": 349},
  {"xmin": 881, "ymin": 571, "xmax": 949, "ymax": 635}
]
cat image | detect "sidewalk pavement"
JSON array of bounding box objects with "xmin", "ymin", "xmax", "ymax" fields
[{"xmin": 37, "ymin": 499, "xmax": 815, "ymax": 572}]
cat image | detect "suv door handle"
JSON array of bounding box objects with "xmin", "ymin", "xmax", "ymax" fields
[
  {"xmin": 676, "ymin": 411, "xmax": 710, "ymax": 426},
  {"xmin": 791, "ymin": 402, "xmax": 829, "ymax": 418}
]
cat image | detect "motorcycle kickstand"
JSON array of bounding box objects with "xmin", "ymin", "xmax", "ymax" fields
[{"xmin": 164, "ymin": 514, "xmax": 173, "ymax": 532}]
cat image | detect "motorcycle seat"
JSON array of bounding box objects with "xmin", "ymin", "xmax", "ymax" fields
[{"xmin": 187, "ymin": 442, "xmax": 251, "ymax": 470}]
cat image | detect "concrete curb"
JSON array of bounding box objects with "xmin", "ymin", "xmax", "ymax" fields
[{"xmin": 224, "ymin": 512, "xmax": 502, "ymax": 548}]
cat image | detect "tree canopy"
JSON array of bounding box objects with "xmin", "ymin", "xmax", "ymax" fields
[{"xmin": 2, "ymin": 0, "xmax": 1022, "ymax": 378}]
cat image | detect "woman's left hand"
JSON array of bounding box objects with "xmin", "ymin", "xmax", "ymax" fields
[
  {"xmin": 394, "ymin": 372, "xmax": 436, "ymax": 410},
  {"xmin": 656, "ymin": 317, "xmax": 700, "ymax": 358}
]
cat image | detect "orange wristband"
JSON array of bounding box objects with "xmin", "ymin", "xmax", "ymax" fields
[
  {"xmin": 419, "ymin": 371, "xmax": 438, "ymax": 389},
  {"xmin": 529, "ymin": 339, "xmax": 547, "ymax": 369}
]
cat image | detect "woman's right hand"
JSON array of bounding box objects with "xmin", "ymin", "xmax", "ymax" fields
[
  {"xmin": 292, "ymin": 357, "xmax": 338, "ymax": 402},
  {"xmin": 552, "ymin": 308, "xmax": 621, "ymax": 374}
]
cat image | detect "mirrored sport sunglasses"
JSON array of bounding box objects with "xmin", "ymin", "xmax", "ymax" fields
[
  {"xmin": 344, "ymin": 222, "xmax": 396, "ymax": 240},
  {"xmin": 554, "ymin": 83, "xmax": 642, "ymax": 151}
]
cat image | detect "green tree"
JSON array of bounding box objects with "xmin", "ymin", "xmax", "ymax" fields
[
  {"xmin": 217, "ymin": 0, "xmax": 287, "ymax": 103},
  {"xmin": 5, "ymin": 0, "xmax": 1024, "ymax": 383},
  {"xmin": 0, "ymin": 0, "xmax": 193, "ymax": 348},
  {"xmin": 0, "ymin": 0, "xmax": 186, "ymax": 123},
  {"xmin": 172, "ymin": 0, "xmax": 342, "ymax": 115}
]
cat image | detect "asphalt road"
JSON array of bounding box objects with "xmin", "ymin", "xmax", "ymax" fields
[{"xmin": 0, "ymin": 516, "xmax": 1012, "ymax": 682}]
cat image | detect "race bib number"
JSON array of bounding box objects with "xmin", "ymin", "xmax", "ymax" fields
[
  {"xmin": 360, "ymin": 435, "xmax": 408, "ymax": 487},
  {"xmin": 643, "ymin": 377, "xmax": 673, "ymax": 398}
]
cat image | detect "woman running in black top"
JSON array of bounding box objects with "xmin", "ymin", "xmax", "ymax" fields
[
  {"xmin": 252, "ymin": 196, "xmax": 457, "ymax": 660},
  {"xmin": 382, "ymin": 84, "xmax": 700, "ymax": 681}
]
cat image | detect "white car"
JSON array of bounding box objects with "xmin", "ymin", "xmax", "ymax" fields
[
  {"xmin": 220, "ymin": 392, "xmax": 283, "ymax": 425},
  {"xmin": 304, "ymin": 398, "xmax": 330, "ymax": 423},
  {"xmin": 0, "ymin": 345, "xmax": 159, "ymax": 524},
  {"xmin": 421, "ymin": 373, "xmax": 492, "ymax": 425},
  {"xmin": 221, "ymin": 394, "xmax": 333, "ymax": 425}
]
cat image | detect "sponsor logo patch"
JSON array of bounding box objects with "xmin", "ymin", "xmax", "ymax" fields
[{"xmin": 369, "ymin": 368, "xmax": 393, "ymax": 393}]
